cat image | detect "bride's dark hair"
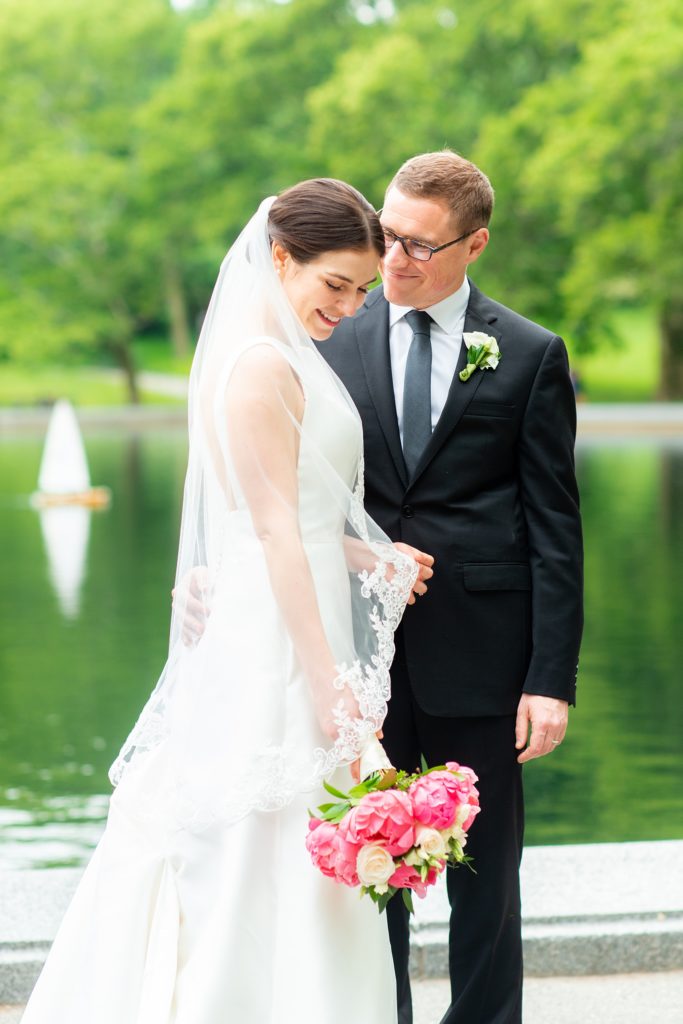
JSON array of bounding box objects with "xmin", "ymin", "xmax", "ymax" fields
[{"xmin": 268, "ymin": 178, "xmax": 384, "ymax": 263}]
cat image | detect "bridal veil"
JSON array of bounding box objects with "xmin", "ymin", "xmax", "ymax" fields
[{"xmin": 109, "ymin": 195, "xmax": 417, "ymax": 831}]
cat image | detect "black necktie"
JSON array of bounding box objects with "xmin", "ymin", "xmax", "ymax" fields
[{"xmin": 402, "ymin": 310, "xmax": 432, "ymax": 475}]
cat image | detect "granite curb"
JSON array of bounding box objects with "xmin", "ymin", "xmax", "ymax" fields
[{"xmin": 1, "ymin": 840, "xmax": 682, "ymax": 1004}]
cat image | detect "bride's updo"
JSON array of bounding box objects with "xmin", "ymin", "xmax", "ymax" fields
[{"xmin": 268, "ymin": 178, "xmax": 384, "ymax": 262}]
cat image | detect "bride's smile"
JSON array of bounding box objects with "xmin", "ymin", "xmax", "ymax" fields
[{"xmin": 272, "ymin": 243, "xmax": 379, "ymax": 340}]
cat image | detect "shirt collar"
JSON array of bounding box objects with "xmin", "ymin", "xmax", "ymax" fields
[{"xmin": 389, "ymin": 277, "xmax": 471, "ymax": 335}]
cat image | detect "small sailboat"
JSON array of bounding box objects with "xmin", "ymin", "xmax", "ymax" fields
[{"xmin": 31, "ymin": 400, "xmax": 111, "ymax": 508}]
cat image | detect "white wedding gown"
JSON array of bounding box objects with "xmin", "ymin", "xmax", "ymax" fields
[{"xmin": 22, "ymin": 345, "xmax": 398, "ymax": 1023}]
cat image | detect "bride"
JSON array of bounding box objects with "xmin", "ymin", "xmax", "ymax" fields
[{"xmin": 21, "ymin": 179, "xmax": 429, "ymax": 1023}]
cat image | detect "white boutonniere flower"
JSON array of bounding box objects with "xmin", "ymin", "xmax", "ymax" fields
[{"xmin": 459, "ymin": 332, "xmax": 501, "ymax": 382}]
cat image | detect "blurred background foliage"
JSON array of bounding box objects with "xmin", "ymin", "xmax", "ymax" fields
[{"xmin": 0, "ymin": 0, "xmax": 681, "ymax": 401}]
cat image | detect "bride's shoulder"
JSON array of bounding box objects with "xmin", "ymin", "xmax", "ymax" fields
[{"xmin": 229, "ymin": 338, "xmax": 301, "ymax": 399}]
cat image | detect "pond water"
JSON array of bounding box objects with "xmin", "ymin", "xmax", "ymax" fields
[{"xmin": 0, "ymin": 426, "xmax": 682, "ymax": 869}]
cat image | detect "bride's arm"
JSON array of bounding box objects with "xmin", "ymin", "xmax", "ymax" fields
[{"xmin": 225, "ymin": 346, "xmax": 352, "ymax": 737}]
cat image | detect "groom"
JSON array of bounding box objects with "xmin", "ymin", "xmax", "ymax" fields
[{"xmin": 320, "ymin": 151, "xmax": 583, "ymax": 1024}]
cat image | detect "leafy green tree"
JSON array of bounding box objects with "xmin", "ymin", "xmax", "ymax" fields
[
  {"xmin": 475, "ymin": 0, "xmax": 683, "ymax": 396},
  {"xmin": 133, "ymin": 0, "xmax": 370, "ymax": 353},
  {"xmin": 306, "ymin": 0, "xmax": 616, "ymax": 203},
  {"xmin": 2, "ymin": 0, "xmax": 680, "ymax": 399},
  {"xmin": 0, "ymin": 0, "xmax": 181, "ymax": 400}
]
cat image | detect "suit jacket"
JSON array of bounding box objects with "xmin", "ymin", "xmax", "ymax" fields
[{"xmin": 319, "ymin": 280, "xmax": 583, "ymax": 717}]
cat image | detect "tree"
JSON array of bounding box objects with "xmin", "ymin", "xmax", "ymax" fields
[
  {"xmin": 0, "ymin": 0, "xmax": 181, "ymax": 400},
  {"xmin": 306, "ymin": 0, "xmax": 615, "ymax": 203},
  {"xmin": 132, "ymin": 0, "xmax": 371, "ymax": 345},
  {"xmin": 475, "ymin": 0, "xmax": 683, "ymax": 396}
]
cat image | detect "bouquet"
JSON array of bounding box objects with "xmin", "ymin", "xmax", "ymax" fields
[{"xmin": 305, "ymin": 750, "xmax": 480, "ymax": 913}]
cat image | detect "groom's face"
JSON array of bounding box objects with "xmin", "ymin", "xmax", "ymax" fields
[{"xmin": 379, "ymin": 186, "xmax": 487, "ymax": 310}]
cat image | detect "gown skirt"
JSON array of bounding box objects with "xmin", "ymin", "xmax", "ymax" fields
[{"xmin": 22, "ymin": 511, "xmax": 398, "ymax": 1024}]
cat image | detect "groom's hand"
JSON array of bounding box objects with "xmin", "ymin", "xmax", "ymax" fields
[
  {"xmin": 172, "ymin": 566, "xmax": 211, "ymax": 645},
  {"xmin": 515, "ymin": 694, "xmax": 568, "ymax": 763},
  {"xmin": 393, "ymin": 542, "xmax": 434, "ymax": 604}
]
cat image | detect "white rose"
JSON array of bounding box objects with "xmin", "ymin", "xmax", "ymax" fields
[
  {"xmin": 415, "ymin": 825, "xmax": 447, "ymax": 860},
  {"xmin": 357, "ymin": 845, "xmax": 395, "ymax": 892}
]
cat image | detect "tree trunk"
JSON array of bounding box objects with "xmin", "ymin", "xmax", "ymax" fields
[
  {"xmin": 115, "ymin": 338, "xmax": 140, "ymax": 405},
  {"xmin": 658, "ymin": 304, "xmax": 683, "ymax": 399},
  {"xmin": 163, "ymin": 255, "xmax": 192, "ymax": 359}
]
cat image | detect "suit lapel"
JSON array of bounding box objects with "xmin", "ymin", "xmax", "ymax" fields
[
  {"xmin": 354, "ymin": 288, "xmax": 408, "ymax": 487},
  {"xmin": 410, "ymin": 281, "xmax": 503, "ymax": 483}
]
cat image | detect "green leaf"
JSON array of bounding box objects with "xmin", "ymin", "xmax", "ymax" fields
[
  {"xmin": 401, "ymin": 888, "xmax": 415, "ymax": 914},
  {"xmin": 322, "ymin": 802, "xmax": 352, "ymax": 823},
  {"xmin": 420, "ymin": 753, "xmax": 429, "ymax": 773},
  {"xmin": 323, "ymin": 780, "xmax": 350, "ymax": 801},
  {"xmin": 376, "ymin": 888, "xmax": 395, "ymax": 914},
  {"xmin": 348, "ymin": 778, "xmax": 375, "ymax": 799}
]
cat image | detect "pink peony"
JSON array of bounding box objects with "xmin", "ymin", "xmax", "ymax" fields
[
  {"xmin": 388, "ymin": 862, "xmax": 421, "ymax": 890},
  {"xmin": 410, "ymin": 766, "xmax": 479, "ymax": 831},
  {"xmin": 339, "ymin": 789, "xmax": 416, "ymax": 856},
  {"xmin": 305, "ymin": 818, "xmax": 339, "ymax": 880},
  {"xmin": 333, "ymin": 833, "xmax": 362, "ymax": 887},
  {"xmin": 389, "ymin": 861, "xmax": 443, "ymax": 899},
  {"xmin": 444, "ymin": 762, "xmax": 480, "ymax": 830}
]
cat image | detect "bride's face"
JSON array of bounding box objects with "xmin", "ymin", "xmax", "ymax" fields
[{"xmin": 273, "ymin": 244, "xmax": 379, "ymax": 341}]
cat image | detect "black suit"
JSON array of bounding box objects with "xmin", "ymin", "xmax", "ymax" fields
[{"xmin": 320, "ymin": 281, "xmax": 583, "ymax": 1023}]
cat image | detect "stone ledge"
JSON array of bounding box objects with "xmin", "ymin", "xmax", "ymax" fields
[{"xmin": 410, "ymin": 913, "xmax": 683, "ymax": 980}]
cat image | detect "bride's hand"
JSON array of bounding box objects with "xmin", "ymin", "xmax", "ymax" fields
[{"xmin": 351, "ymin": 733, "xmax": 394, "ymax": 785}]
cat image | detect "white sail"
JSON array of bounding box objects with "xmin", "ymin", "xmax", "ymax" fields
[
  {"xmin": 37, "ymin": 400, "xmax": 91, "ymax": 495},
  {"xmin": 39, "ymin": 505, "xmax": 91, "ymax": 618}
]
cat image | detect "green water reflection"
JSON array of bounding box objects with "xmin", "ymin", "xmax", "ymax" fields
[{"xmin": 0, "ymin": 429, "xmax": 681, "ymax": 867}]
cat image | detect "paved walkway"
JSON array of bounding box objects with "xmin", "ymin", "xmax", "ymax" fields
[
  {"xmin": 4, "ymin": 972, "xmax": 683, "ymax": 1023},
  {"xmin": 413, "ymin": 971, "xmax": 683, "ymax": 1023}
]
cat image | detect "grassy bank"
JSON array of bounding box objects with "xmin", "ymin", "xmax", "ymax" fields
[
  {"xmin": 0, "ymin": 308, "xmax": 667, "ymax": 408},
  {"xmin": 566, "ymin": 308, "xmax": 659, "ymax": 402},
  {"xmin": 0, "ymin": 365, "xmax": 181, "ymax": 408}
]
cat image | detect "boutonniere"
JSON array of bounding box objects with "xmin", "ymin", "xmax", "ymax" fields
[{"xmin": 459, "ymin": 332, "xmax": 501, "ymax": 382}]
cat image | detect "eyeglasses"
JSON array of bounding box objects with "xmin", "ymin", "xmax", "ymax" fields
[{"xmin": 381, "ymin": 225, "xmax": 477, "ymax": 262}]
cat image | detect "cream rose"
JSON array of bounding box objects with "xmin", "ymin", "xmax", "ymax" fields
[
  {"xmin": 356, "ymin": 844, "xmax": 396, "ymax": 892},
  {"xmin": 415, "ymin": 825, "xmax": 447, "ymax": 860}
]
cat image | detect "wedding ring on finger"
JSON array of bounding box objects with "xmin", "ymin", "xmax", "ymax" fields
[{"xmin": 551, "ymin": 739, "xmax": 561, "ymax": 746}]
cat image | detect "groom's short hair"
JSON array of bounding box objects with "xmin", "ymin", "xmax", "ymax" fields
[{"xmin": 387, "ymin": 150, "xmax": 494, "ymax": 234}]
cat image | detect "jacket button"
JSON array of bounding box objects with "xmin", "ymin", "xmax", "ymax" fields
[{"xmin": 401, "ymin": 504, "xmax": 415, "ymax": 518}]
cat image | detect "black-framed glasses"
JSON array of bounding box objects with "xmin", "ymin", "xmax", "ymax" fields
[{"xmin": 381, "ymin": 224, "xmax": 477, "ymax": 262}]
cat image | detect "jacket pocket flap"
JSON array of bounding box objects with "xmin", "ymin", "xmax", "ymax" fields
[
  {"xmin": 462, "ymin": 401, "xmax": 516, "ymax": 419},
  {"xmin": 463, "ymin": 563, "xmax": 531, "ymax": 591}
]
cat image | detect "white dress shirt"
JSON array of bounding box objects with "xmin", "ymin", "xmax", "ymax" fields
[{"xmin": 389, "ymin": 277, "xmax": 470, "ymax": 444}]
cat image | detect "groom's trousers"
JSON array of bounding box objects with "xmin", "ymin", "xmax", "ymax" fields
[{"xmin": 382, "ymin": 637, "xmax": 524, "ymax": 1024}]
